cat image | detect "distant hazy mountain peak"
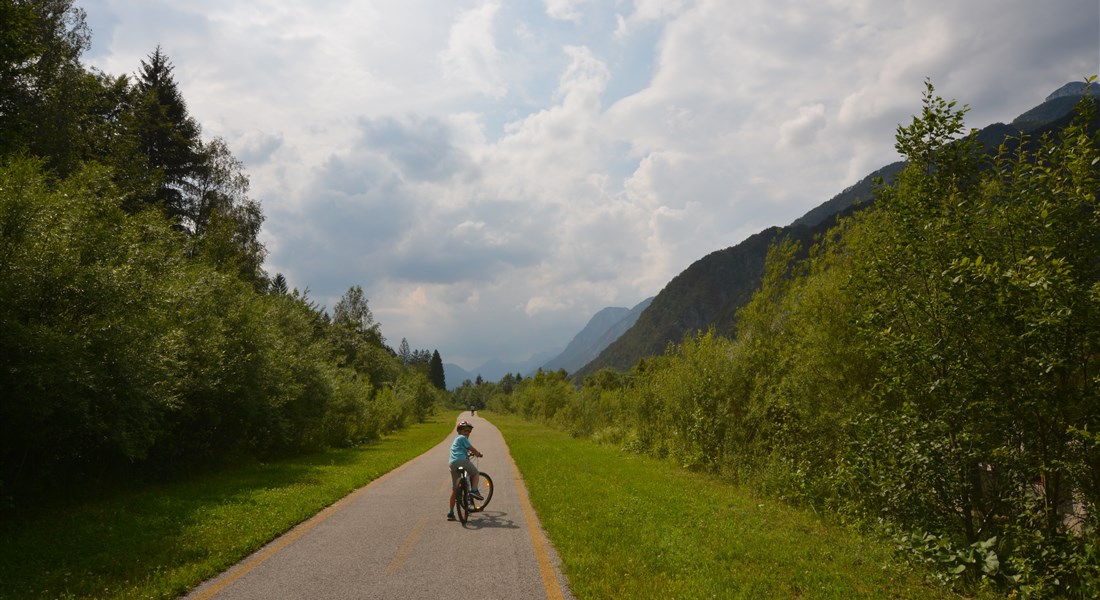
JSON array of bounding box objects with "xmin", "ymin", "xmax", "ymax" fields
[{"xmin": 541, "ymin": 297, "xmax": 654, "ymax": 375}]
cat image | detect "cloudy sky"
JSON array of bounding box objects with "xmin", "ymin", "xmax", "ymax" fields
[{"xmin": 79, "ymin": 0, "xmax": 1099, "ymax": 371}]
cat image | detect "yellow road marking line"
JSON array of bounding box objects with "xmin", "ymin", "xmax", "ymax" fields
[
  {"xmin": 188, "ymin": 458, "xmax": 421, "ymax": 599},
  {"xmin": 510, "ymin": 460, "xmax": 566, "ymax": 600},
  {"xmin": 385, "ymin": 516, "xmax": 429, "ymax": 574}
]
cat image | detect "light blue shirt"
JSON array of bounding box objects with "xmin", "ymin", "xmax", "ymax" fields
[{"xmin": 449, "ymin": 434, "xmax": 472, "ymax": 464}]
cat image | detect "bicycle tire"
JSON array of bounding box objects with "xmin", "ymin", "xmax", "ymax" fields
[
  {"xmin": 471, "ymin": 472, "xmax": 493, "ymax": 512},
  {"xmin": 455, "ymin": 476, "xmax": 469, "ymax": 524}
]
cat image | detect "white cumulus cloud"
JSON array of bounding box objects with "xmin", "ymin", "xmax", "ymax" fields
[{"xmin": 80, "ymin": 0, "xmax": 1099, "ymax": 370}]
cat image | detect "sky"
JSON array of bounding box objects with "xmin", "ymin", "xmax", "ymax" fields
[{"xmin": 78, "ymin": 0, "xmax": 1099, "ymax": 371}]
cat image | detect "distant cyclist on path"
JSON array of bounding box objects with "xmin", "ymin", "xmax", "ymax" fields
[{"xmin": 447, "ymin": 421, "xmax": 483, "ymax": 521}]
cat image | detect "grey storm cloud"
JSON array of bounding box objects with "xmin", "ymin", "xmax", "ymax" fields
[
  {"xmin": 357, "ymin": 115, "xmax": 475, "ymax": 182},
  {"xmin": 386, "ymin": 196, "xmax": 555, "ymax": 284},
  {"xmin": 290, "ymin": 115, "xmax": 553, "ymax": 289}
]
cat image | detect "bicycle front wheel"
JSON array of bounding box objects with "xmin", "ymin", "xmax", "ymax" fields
[
  {"xmin": 471, "ymin": 472, "xmax": 493, "ymax": 512},
  {"xmin": 455, "ymin": 478, "xmax": 469, "ymax": 524}
]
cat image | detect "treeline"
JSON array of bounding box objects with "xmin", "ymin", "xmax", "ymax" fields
[
  {"xmin": 480, "ymin": 84, "xmax": 1100, "ymax": 597},
  {"xmin": 1, "ymin": 1, "xmax": 443, "ymax": 504}
]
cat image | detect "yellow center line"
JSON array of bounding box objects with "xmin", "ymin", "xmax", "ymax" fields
[
  {"xmin": 386, "ymin": 516, "xmax": 429, "ymax": 574},
  {"xmin": 510, "ymin": 460, "xmax": 566, "ymax": 600}
]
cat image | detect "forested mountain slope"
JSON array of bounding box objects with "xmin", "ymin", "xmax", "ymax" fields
[{"xmin": 573, "ymin": 81, "xmax": 1099, "ymax": 382}]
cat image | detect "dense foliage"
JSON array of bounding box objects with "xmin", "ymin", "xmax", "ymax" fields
[
  {"xmin": 0, "ymin": 0, "xmax": 444, "ymax": 506},
  {"xmin": 481, "ymin": 83, "xmax": 1100, "ymax": 597}
]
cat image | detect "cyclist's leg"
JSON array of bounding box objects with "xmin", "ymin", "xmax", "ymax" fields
[
  {"xmin": 448, "ymin": 464, "xmax": 461, "ymax": 516},
  {"xmin": 472, "ymin": 472, "xmax": 494, "ymax": 511},
  {"xmin": 454, "ymin": 458, "xmax": 481, "ymax": 492},
  {"xmin": 455, "ymin": 471, "xmax": 470, "ymax": 523}
]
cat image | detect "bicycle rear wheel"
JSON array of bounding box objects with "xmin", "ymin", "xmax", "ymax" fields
[
  {"xmin": 455, "ymin": 477, "xmax": 469, "ymax": 524},
  {"xmin": 471, "ymin": 472, "xmax": 493, "ymax": 512}
]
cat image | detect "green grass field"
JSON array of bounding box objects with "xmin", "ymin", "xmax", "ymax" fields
[
  {"xmin": 0, "ymin": 415, "xmax": 455, "ymax": 600},
  {"xmin": 1, "ymin": 411, "xmax": 973, "ymax": 599},
  {"xmin": 493, "ymin": 413, "xmax": 964, "ymax": 599}
]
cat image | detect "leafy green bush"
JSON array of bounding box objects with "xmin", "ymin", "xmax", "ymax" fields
[
  {"xmin": 0, "ymin": 4, "xmax": 443, "ymax": 508},
  {"xmin": 0, "ymin": 158, "xmax": 438, "ymax": 502},
  {"xmin": 488, "ymin": 83, "xmax": 1100, "ymax": 597}
]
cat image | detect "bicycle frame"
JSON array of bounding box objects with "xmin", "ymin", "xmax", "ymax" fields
[{"xmin": 454, "ymin": 456, "xmax": 493, "ymax": 524}]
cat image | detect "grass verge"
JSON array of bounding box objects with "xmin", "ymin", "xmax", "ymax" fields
[
  {"xmin": 0, "ymin": 413, "xmax": 455, "ymax": 600},
  {"xmin": 493, "ymin": 413, "xmax": 970, "ymax": 599}
]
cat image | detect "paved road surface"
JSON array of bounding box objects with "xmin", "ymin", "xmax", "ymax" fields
[{"xmin": 184, "ymin": 415, "xmax": 573, "ymax": 599}]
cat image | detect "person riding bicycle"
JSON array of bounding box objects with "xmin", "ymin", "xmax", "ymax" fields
[{"xmin": 447, "ymin": 420, "xmax": 483, "ymax": 521}]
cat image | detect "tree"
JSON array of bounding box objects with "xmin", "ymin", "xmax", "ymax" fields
[
  {"xmin": 329, "ymin": 285, "xmax": 394, "ymax": 388},
  {"xmin": 398, "ymin": 338, "xmax": 411, "ymax": 364},
  {"xmin": 0, "ymin": 0, "xmax": 92, "ymax": 174},
  {"xmin": 499, "ymin": 372, "xmax": 517, "ymax": 394},
  {"xmin": 833, "ymin": 83, "xmax": 1100, "ymax": 593},
  {"xmin": 332, "ymin": 285, "xmax": 383, "ymax": 346},
  {"xmin": 270, "ymin": 273, "xmax": 289, "ymax": 295},
  {"xmin": 0, "ymin": 13, "xmax": 454, "ymax": 510},
  {"xmin": 79, "ymin": 70, "xmax": 158, "ymax": 202},
  {"xmin": 132, "ymin": 46, "xmax": 202, "ymax": 219},
  {"xmin": 429, "ymin": 350, "xmax": 446, "ymax": 390},
  {"xmin": 187, "ymin": 137, "xmax": 267, "ymax": 288}
]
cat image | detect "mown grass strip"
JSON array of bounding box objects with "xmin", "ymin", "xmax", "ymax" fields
[
  {"xmin": 0, "ymin": 413, "xmax": 456, "ymax": 600},
  {"xmin": 493, "ymin": 413, "xmax": 969, "ymax": 599}
]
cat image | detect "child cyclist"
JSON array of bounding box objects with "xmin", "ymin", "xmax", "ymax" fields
[{"xmin": 447, "ymin": 420, "xmax": 483, "ymax": 521}]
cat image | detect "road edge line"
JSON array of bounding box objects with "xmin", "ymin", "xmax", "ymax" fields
[
  {"xmin": 186, "ymin": 456, "xmax": 423, "ymax": 599},
  {"xmin": 510, "ymin": 459, "xmax": 567, "ymax": 600}
]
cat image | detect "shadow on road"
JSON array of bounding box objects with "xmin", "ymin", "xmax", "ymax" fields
[{"xmin": 461, "ymin": 510, "xmax": 519, "ymax": 530}]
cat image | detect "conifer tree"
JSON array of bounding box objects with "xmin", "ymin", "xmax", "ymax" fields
[
  {"xmin": 133, "ymin": 46, "xmax": 201, "ymax": 219},
  {"xmin": 270, "ymin": 273, "xmax": 289, "ymax": 295},
  {"xmin": 429, "ymin": 350, "xmax": 446, "ymax": 390}
]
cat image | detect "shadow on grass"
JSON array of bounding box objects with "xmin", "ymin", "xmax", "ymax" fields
[{"xmin": 0, "ymin": 440, "xmax": 424, "ymax": 599}]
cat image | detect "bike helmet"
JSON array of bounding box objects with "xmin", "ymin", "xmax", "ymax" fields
[{"xmin": 457, "ymin": 421, "xmax": 473, "ymax": 431}]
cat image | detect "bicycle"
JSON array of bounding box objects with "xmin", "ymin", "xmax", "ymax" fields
[{"xmin": 454, "ymin": 455, "xmax": 494, "ymax": 524}]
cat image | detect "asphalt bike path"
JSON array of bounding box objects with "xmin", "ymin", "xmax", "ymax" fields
[{"xmin": 184, "ymin": 415, "xmax": 573, "ymax": 599}]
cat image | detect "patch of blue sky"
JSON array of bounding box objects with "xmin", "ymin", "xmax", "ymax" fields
[
  {"xmin": 605, "ymin": 140, "xmax": 643, "ymax": 182},
  {"xmin": 600, "ymin": 20, "xmax": 660, "ymax": 108},
  {"xmin": 473, "ymin": 1, "xmax": 659, "ymax": 142},
  {"xmin": 81, "ymin": 0, "xmax": 120, "ymax": 60}
]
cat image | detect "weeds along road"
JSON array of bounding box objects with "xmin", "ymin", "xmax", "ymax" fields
[{"xmin": 184, "ymin": 415, "xmax": 573, "ymax": 600}]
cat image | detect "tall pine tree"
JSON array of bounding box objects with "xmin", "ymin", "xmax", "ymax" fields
[
  {"xmin": 133, "ymin": 46, "xmax": 201, "ymax": 220},
  {"xmin": 428, "ymin": 350, "xmax": 446, "ymax": 390}
]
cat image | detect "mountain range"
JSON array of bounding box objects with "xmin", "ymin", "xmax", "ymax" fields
[
  {"xmin": 447, "ymin": 82, "xmax": 1097, "ymax": 389},
  {"xmin": 567, "ymin": 81, "xmax": 1098, "ymax": 383},
  {"xmin": 539, "ymin": 297, "xmax": 654, "ymax": 375},
  {"xmin": 441, "ymin": 298, "xmax": 652, "ymax": 389},
  {"xmin": 443, "ymin": 348, "xmax": 560, "ymax": 389}
]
